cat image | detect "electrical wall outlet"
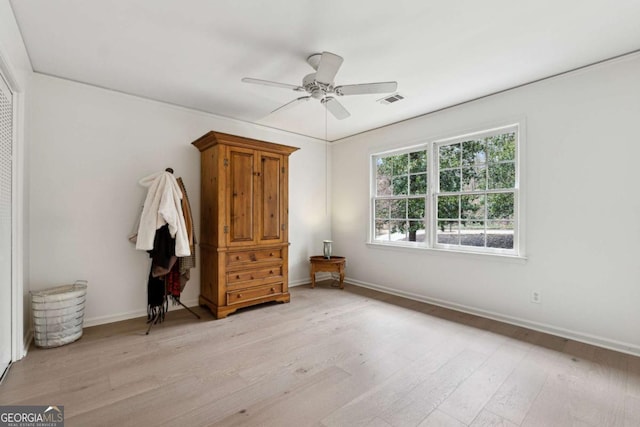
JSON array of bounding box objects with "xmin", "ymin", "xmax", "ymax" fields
[{"xmin": 531, "ymin": 290, "xmax": 541, "ymax": 304}]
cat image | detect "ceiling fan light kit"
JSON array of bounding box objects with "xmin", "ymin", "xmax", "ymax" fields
[{"xmin": 242, "ymin": 51, "xmax": 398, "ymax": 120}]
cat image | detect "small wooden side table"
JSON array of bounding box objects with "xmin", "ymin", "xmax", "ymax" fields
[{"xmin": 309, "ymin": 256, "xmax": 346, "ymax": 289}]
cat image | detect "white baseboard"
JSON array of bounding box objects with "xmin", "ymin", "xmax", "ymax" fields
[
  {"xmin": 22, "ymin": 329, "xmax": 33, "ymax": 358},
  {"xmin": 289, "ymin": 273, "xmax": 331, "ymax": 287},
  {"xmin": 347, "ymin": 277, "xmax": 640, "ymax": 358},
  {"xmin": 83, "ymin": 298, "xmax": 200, "ymax": 328},
  {"xmin": 82, "ymin": 276, "xmax": 326, "ymax": 328}
]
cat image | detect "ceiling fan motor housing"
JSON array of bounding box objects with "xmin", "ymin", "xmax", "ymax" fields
[{"xmin": 303, "ymin": 73, "xmax": 334, "ymax": 99}]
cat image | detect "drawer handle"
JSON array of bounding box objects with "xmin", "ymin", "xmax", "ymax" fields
[
  {"xmin": 269, "ymin": 253, "xmax": 273, "ymax": 256},
  {"xmin": 237, "ymin": 294, "xmax": 242, "ymax": 298},
  {"xmin": 269, "ymin": 270, "xmax": 273, "ymax": 274},
  {"xmin": 270, "ymin": 287, "xmax": 275, "ymax": 292},
  {"xmin": 236, "ymin": 256, "xmax": 240, "ymax": 260},
  {"xmin": 250, "ymin": 276, "xmax": 254, "ymax": 280},
  {"xmin": 236, "ymin": 275, "xmax": 240, "ymax": 280}
]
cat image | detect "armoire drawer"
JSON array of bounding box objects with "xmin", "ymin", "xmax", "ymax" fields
[
  {"xmin": 227, "ymin": 265, "xmax": 283, "ymax": 286},
  {"xmin": 226, "ymin": 283, "xmax": 284, "ymax": 306},
  {"xmin": 226, "ymin": 248, "xmax": 283, "ymax": 267}
]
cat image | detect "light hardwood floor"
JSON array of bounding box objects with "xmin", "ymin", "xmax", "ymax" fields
[{"xmin": 1, "ymin": 281, "xmax": 639, "ymax": 426}]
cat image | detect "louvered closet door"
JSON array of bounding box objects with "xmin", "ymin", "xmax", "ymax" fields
[{"xmin": 0, "ymin": 73, "xmax": 13, "ymax": 376}]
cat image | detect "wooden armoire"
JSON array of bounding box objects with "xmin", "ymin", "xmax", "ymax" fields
[{"xmin": 192, "ymin": 131, "xmax": 299, "ymax": 318}]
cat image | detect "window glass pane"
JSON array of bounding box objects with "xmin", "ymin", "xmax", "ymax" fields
[
  {"xmin": 408, "ymin": 197, "xmax": 425, "ymax": 219},
  {"xmin": 392, "ymin": 176, "xmax": 408, "ymax": 195},
  {"xmin": 409, "ymin": 150, "xmax": 427, "ymax": 173},
  {"xmin": 461, "ymin": 166, "xmax": 486, "ymax": 191},
  {"xmin": 487, "ymin": 132, "xmax": 516, "ymax": 162},
  {"xmin": 462, "ymin": 140, "xmax": 485, "ymax": 166},
  {"xmin": 488, "ymin": 162, "xmax": 515, "ymax": 189},
  {"xmin": 487, "ymin": 221, "xmax": 514, "ymax": 249},
  {"xmin": 390, "ymin": 154, "xmax": 409, "ymax": 175},
  {"xmin": 439, "ymin": 169, "xmax": 461, "ymax": 192},
  {"xmin": 437, "ymin": 195, "xmax": 459, "ymax": 219},
  {"xmin": 461, "ymin": 194, "xmax": 485, "ymax": 220},
  {"xmin": 437, "ymin": 220, "xmax": 460, "ymax": 245},
  {"xmin": 409, "ymin": 173, "xmax": 427, "ymax": 195},
  {"xmin": 389, "ymin": 220, "xmax": 408, "ymax": 242},
  {"xmin": 375, "ymin": 220, "xmax": 389, "ymax": 241},
  {"xmin": 439, "ymin": 143, "xmax": 461, "ymax": 168},
  {"xmin": 375, "ymin": 199, "xmax": 390, "ymax": 219},
  {"xmin": 487, "ymin": 193, "xmax": 514, "ymax": 220},
  {"xmin": 392, "ymin": 175, "xmax": 409, "ymax": 195},
  {"xmin": 460, "ymin": 221, "xmax": 486, "ymax": 247},
  {"xmin": 408, "ymin": 220, "xmax": 425, "ymax": 242},
  {"xmin": 376, "ymin": 176, "xmax": 392, "ymax": 196},
  {"xmin": 376, "ymin": 156, "xmax": 393, "ymax": 176},
  {"xmin": 389, "ymin": 199, "xmax": 407, "ymax": 219}
]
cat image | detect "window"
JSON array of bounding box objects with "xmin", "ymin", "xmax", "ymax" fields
[
  {"xmin": 373, "ymin": 148, "xmax": 428, "ymax": 243},
  {"xmin": 371, "ymin": 124, "xmax": 520, "ymax": 256}
]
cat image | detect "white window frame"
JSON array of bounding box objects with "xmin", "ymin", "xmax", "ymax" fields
[
  {"xmin": 370, "ymin": 145, "xmax": 430, "ymax": 247},
  {"xmin": 369, "ymin": 123, "xmax": 523, "ymax": 258}
]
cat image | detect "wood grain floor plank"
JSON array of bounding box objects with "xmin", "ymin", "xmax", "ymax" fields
[
  {"xmin": 322, "ymin": 325, "xmax": 475, "ymax": 426},
  {"xmin": 213, "ymin": 366, "xmax": 353, "ymax": 427},
  {"xmin": 417, "ymin": 409, "xmax": 467, "ymax": 427},
  {"xmin": 379, "ymin": 348, "xmax": 488, "ymax": 426},
  {"xmin": 520, "ymin": 340, "xmax": 628, "ymax": 427},
  {"xmin": 626, "ymin": 353, "xmax": 640, "ymax": 397},
  {"xmin": 482, "ymin": 350, "xmax": 549, "ymax": 425},
  {"xmin": 624, "ymin": 394, "xmax": 640, "ymax": 427},
  {"xmin": 437, "ymin": 339, "xmax": 530, "ymax": 424},
  {"xmin": 469, "ymin": 409, "xmax": 519, "ymax": 427},
  {"xmin": 161, "ymin": 370, "xmax": 304, "ymax": 426}
]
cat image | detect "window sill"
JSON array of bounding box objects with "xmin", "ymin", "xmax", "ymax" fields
[{"xmin": 365, "ymin": 241, "xmax": 528, "ymax": 264}]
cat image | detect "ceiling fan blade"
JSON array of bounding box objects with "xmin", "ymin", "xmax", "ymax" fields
[
  {"xmin": 315, "ymin": 52, "xmax": 344, "ymax": 84},
  {"xmin": 242, "ymin": 77, "xmax": 304, "ymax": 92},
  {"xmin": 271, "ymin": 96, "xmax": 311, "ymax": 114},
  {"xmin": 322, "ymin": 96, "xmax": 350, "ymax": 120},
  {"xmin": 334, "ymin": 81, "xmax": 398, "ymax": 96}
]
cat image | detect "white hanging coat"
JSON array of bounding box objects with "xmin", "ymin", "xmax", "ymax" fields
[{"xmin": 135, "ymin": 171, "xmax": 191, "ymax": 257}]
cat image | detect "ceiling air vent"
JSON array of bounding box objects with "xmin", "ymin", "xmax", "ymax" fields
[{"xmin": 378, "ymin": 93, "xmax": 405, "ymax": 105}]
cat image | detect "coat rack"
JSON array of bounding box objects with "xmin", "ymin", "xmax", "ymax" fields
[
  {"xmin": 146, "ymin": 167, "xmax": 201, "ymax": 335},
  {"xmin": 146, "ymin": 289, "xmax": 201, "ymax": 335}
]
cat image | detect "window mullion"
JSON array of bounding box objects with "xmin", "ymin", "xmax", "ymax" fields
[
  {"xmin": 484, "ymin": 188, "xmax": 488, "ymax": 247},
  {"xmin": 429, "ymin": 141, "xmax": 438, "ymax": 248}
]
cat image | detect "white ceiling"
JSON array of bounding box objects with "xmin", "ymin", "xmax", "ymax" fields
[{"xmin": 9, "ymin": 0, "xmax": 640, "ymax": 141}]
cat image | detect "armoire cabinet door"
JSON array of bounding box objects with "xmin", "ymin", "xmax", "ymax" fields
[
  {"xmin": 228, "ymin": 147, "xmax": 255, "ymax": 244},
  {"xmin": 258, "ymin": 152, "xmax": 284, "ymax": 244}
]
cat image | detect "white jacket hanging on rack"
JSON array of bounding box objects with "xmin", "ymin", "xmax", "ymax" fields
[{"xmin": 135, "ymin": 171, "xmax": 191, "ymax": 257}]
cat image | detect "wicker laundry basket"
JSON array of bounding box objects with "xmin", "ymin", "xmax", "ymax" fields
[{"xmin": 31, "ymin": 280, "xmax": 88, "ymax": 348}]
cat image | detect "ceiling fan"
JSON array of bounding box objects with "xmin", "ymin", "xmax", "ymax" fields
[{"xmin": 242, "ymin": 51, "xmax": 398, "ymax": 120}]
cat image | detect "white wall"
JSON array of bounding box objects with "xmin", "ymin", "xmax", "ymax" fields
[
  {"xmin": 29, "ymin": 73, "xmax": 330, "ymax": 326},
  {"xmin": 1, "ymin": 0, "xmax": 33, "ymax": 358},
  {"xmin": 332, "ymin": 53, "xmax": 640, "ymax": 355}
]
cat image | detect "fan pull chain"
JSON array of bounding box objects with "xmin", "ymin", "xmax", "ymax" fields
[{"xmin": 325, "ymin": 99, "xmax": 329, "ymax": 216}]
